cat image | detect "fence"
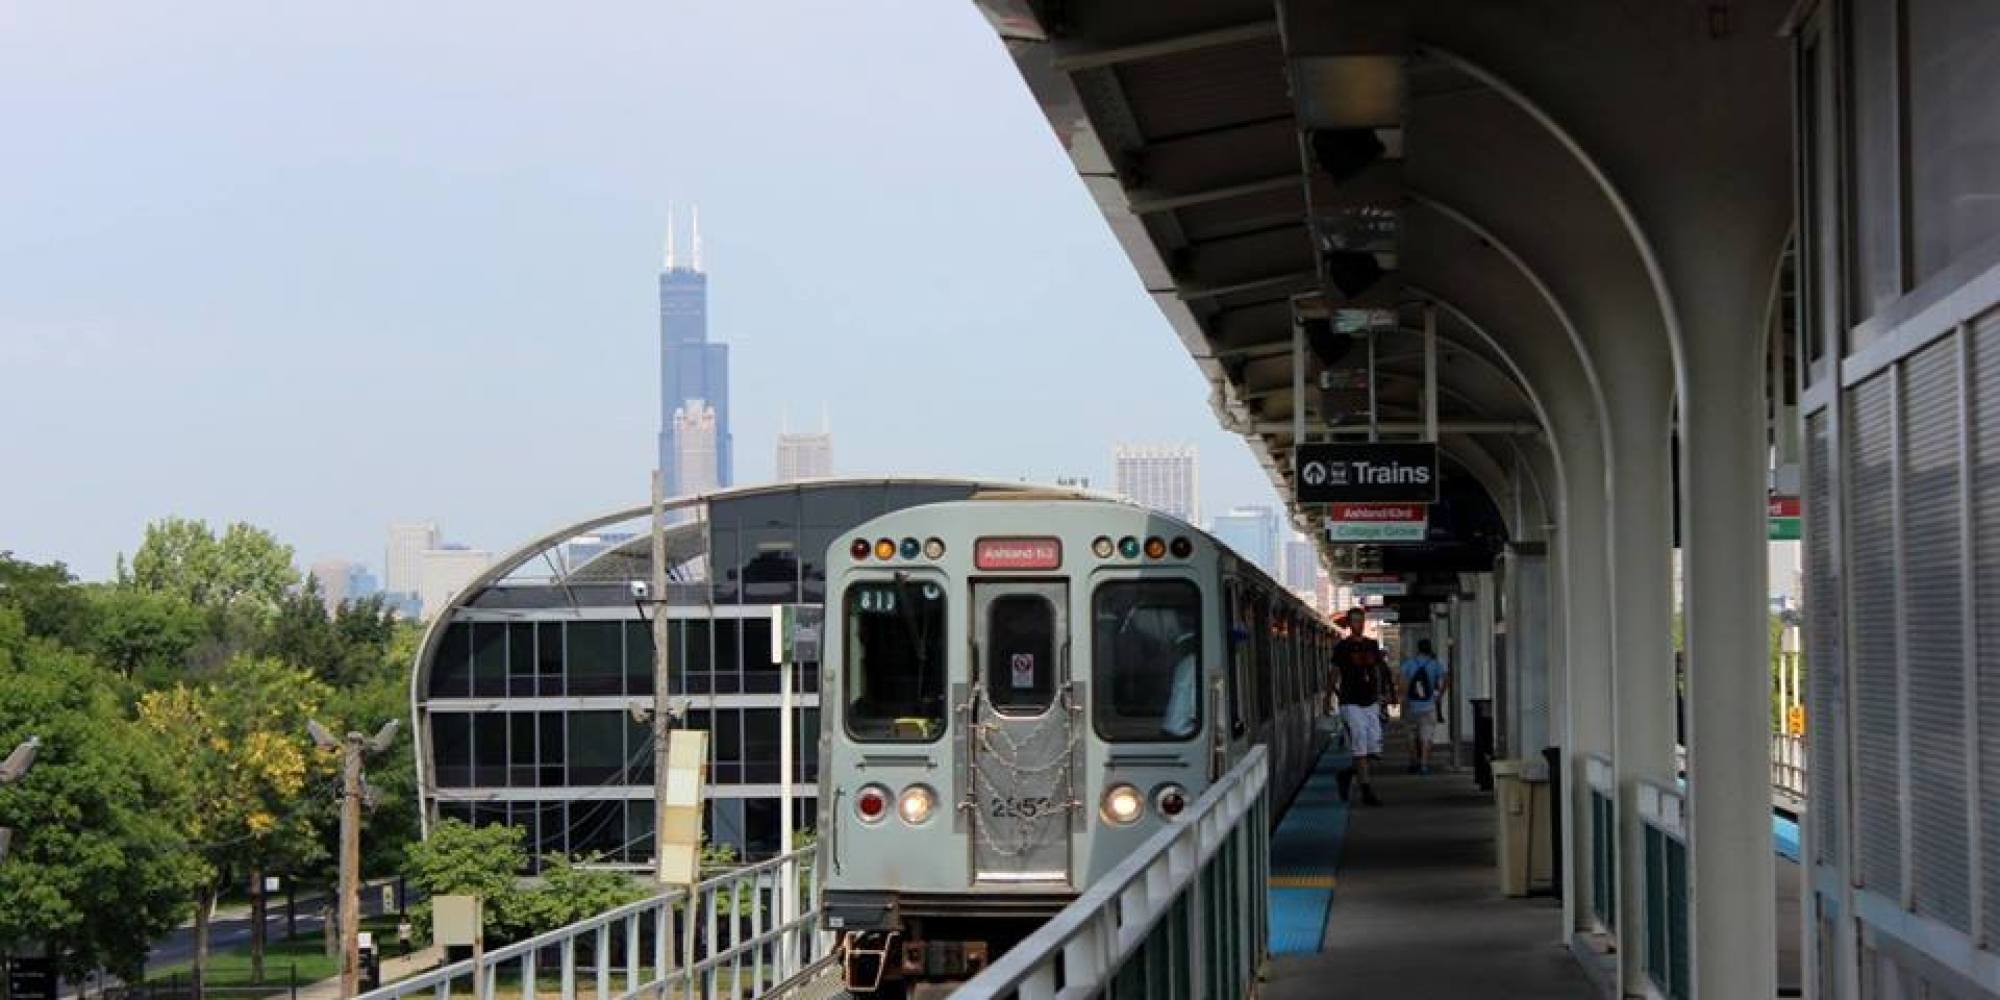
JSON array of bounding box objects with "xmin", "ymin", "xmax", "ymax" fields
[
  {"xmin": 951, "ymin": 746, "xmax": 1270, "ymax": 1000},
  {"xmin": 1637, "ymin": 779, "xmax": 1690, "ymax": 1000},
  {"xmin": 1770, "ymin": 732, "xmax": 1805, "ymax": 804},
  {"xmin": 355, "ymin": 846, "xmax": 824, "ymax": 1000},
  {"xmin": 1584, "ymin": 754, "xmax": 1616, "ymax": 934}
]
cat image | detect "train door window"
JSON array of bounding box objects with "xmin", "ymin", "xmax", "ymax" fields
[
  {"xmin": 842, "ymin": 579, "xmax": 948, "ymax": 742},
  {"xmin": 986, "ymin": 594, "xmax": 1057, "ymax": 713},
  {"xmin": 1092, "ymin": 579, "xmax": 1202, "ymax": 741}
]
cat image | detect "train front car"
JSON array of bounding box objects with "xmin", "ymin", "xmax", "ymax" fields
[{"xmin": 818, "ymin": 498, "xmax": 1232, "ymax": 995}]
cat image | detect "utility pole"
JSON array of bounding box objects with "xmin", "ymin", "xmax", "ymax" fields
[
  {"xmin": 309, "ymin": 720, "xmax": 398, "ymax": 999},
  {"xmin": 651, "ymin": 469, "xmax": 672, "ymax": 885}
]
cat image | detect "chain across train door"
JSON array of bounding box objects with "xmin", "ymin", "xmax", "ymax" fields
[{"xmin": 966, "ymin": 580, "xmax": 1074, "ymax": 885}]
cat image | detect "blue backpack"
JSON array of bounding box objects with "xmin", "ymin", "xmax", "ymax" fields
[{"xmin": 1407, "ymin": 660, "xmax": 1437, "ymax": 702}]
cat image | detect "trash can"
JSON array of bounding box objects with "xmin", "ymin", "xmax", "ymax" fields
[{"xmin": 1493, "ymin": 759, "xmax": 1554, "ymax": 896}]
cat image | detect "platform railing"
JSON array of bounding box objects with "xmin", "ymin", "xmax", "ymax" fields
[
  {"xmin": 1583, "ymin": 754, "xmax": 1617, "ymax": 934},
  {"xmin": 1771, "ymin": 732, "xmax": 1806, "ymax": 803},
  {"xmin": 953, "ymin": 746, "xmax": 1271, "ymax": 1000},
  {"xmin": 356, "ymin": 845, "xmax": 826, "ymax": 1000},
  {"xmin": 1637, "ymin": 780, "xmax": 1690, "ymax": 1000}
]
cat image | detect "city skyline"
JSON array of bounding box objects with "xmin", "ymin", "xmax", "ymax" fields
[
  {"xmin": 0, "ymin": 1, "xmax": 1283, "ymax": 581},
  {"xmin": 1113, "ymin": 444, "xmax": 1200, "ymax": 525}
]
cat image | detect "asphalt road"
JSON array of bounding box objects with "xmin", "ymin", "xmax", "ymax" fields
[{"xmin": 142, "ymin": 882, "xmax": 403, "ymax": 974}]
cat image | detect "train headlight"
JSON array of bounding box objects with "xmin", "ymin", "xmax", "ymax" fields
[
  {"xmin": 1144, "ymin": 537, "xmax": 1167, "ymax": 559},
  {"xmin": 850, "ymin": 539, "xmax": 871, "ymax": 560},
  {"xmin": 1101, "ymin": 783, "xmax": 1144, "ymax": 826},
  {"xmin": 874, "ymin": 539, "xmax": 896, "ymax": 560},
  {"xmin": 898, "ymin": 785, "xmax": 936, "ymax": 825},
  {"xmin": 1154, "ymin": 783, "xmax": 1189, "ymax": 820},
  {"xmin": 1117, "ymin": 536, "xmax": 1141, "ymax": 559},
  {"xmin": 1169, "ymin": 536, "xmax": 1193, "ymax": 559},
  {"xmin": 856, "ymin": 785, "xmax": 891, "ymax": 824},
  {"xmin": 1091, "ymin": 536, "xmax": 1115, "ymax": 559},
  {"xmin": 923, "ymin": 537, "xmax": 947, "ymax": 559},
  {"xmin": 899, "ymin": 537, "xmax": 921, "ymax": 559}
]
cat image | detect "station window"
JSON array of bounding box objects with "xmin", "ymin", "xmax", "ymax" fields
[
  {"xmin": 566, "ymin": 711, "xmax": 625, "ymax": 785},
  {"xmin": 567, "ymin": 621, "xmax": 624, "ymax": 696},
  {"xmin": 1092, "ymin": 580, "xmax": 1202, "ymax": 742},
  {"xmin": 430, "ymin": 622, "xmax": 472, "ymax": 698},
  {"xmin": 842, "ymin": 579, "xmax": 948, "ymax": 742}
]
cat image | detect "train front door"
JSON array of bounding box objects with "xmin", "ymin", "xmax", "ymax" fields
[{"xmin": 967, "ymin": 580, "xmax": 1074, "ymax": 886}]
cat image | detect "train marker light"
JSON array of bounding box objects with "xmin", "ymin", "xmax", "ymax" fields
[
  {"xmin": 1154, "ymin": 783, "xmax": 1189, "ymax": 819},
  {"xmin": 1170, "ymin": 536, "xmax": 1193, "ymax": 559},
  {"xmin": 850, "ymin": 539, "xmax": 871, "ymax": 560},
  {"xmin": 856, "ymin": 785, "xmax": 890, "ymax": 823},
  {"xmin": 1102, "ymin": 783, "xmax": 1144, "ymax": 825},
  {"xmin": 1091, "ymin": 536, "xmax": 1115, "ymax": 559},
  {"xmin": 899, "ymin": 538, "xmax": 920, "ymax": 560},
  {"xmin": 874, "ymin": 539, "xmax": 897, "ymax": 561},
  {"xmin": 1144, "ymin": 537, "xmax": 1167, "ymax": 559},
  {"xmin": 923, "ymin": 537, "xmax": 947, "ymax": 559},
  {"xmin": 1117, "ymin": 536, "xmax": 1141, "ymax": 559},
  {"xmin": 898, "ymin": 785, "xmax": 936, "ymax": 825}
]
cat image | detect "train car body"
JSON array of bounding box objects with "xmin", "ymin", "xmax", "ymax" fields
[{"xmin": 816, "ymin": 496, "xmax": 1328, "ymax": 993}]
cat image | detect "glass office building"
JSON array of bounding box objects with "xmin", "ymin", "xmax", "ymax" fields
[{"xmin": 412, "ymin": 478, "xmax": 1051, "ymax": 869}]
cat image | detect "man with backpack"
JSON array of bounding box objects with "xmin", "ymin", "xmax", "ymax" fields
[{"xmin": 1399, "ymin": 639, "xmax": 1449, "ymax": 775}]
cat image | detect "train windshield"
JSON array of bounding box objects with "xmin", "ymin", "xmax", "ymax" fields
[
  {"xmin": 842, "ymin": 577, "xmax": 948, "ymax": 742},
  {"xmin": 1092, "ymin": 579, "xmax": 1202, "ymax": 741}
]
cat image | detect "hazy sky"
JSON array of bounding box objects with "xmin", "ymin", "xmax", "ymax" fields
[{"xmin": 0, "ymin": 1, "xmax": 1282, "ymax": 580}]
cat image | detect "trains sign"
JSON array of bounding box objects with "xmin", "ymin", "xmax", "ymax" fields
[{"xmin": 1295, "ymin": 443, "xmax": 1439, "ymax": 503}]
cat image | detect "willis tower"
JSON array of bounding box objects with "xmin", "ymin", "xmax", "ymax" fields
[{"xmin": 658, "ymin": 204, "xmax": 732, "ymax": 495}]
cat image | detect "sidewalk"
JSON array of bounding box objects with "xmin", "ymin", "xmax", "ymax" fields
[{"xmin": 293, "ymin": 947, "xmax": 440, "ymax": 1000}]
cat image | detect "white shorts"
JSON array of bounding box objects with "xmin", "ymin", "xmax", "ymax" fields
[{"xmin": 1341, "ymin": 703, "xmax": 1384, "ymax": 757}]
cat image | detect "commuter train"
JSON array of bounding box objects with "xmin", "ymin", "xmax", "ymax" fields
[{"xmin": 816, "ymin": 494, "xmax": 1332, "ymax": 994}]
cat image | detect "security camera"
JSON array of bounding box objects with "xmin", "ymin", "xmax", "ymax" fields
[{"xmin": 629, "ymin": 580, "xmax": 651, "ymax": 601}]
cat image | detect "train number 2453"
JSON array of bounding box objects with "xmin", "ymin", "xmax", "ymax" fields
[{"xmin": 988, "ymin": 795, "xmax": 1057, "ymax": 819}]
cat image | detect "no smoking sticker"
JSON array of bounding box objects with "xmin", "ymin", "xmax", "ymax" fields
[{"xmin": 1010, "ymin": 652, "xmax": 1035, "ymax": 689}]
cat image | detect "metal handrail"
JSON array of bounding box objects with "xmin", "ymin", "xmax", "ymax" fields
[
  {"xmin": 955, "ymin": 746, "xmax": 1271, "ymax": 1000},
  {"xmin": 356, "ymin": 844, "xmax": 825, "ymax": 1000}
]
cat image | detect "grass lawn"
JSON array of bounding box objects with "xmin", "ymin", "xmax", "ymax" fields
[{"xmin": 147, "ymin": 915, "xmax": 402, "ymax": 990}]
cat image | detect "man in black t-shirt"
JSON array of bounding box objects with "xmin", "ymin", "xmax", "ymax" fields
[{"xmin": 1331, "ymin": 608, "xmax": 1387, "ymax": 806}]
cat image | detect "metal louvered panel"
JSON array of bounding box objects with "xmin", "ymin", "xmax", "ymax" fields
[
  {"xmin": 1847, "ymin": 371, "xmax": 1901, "ymax": 897},
  {"xmin": 1972, "ymin": 314, "xmax": 2000, "ymax": 938},
  {"xmin": 1805, "ymin": 410, "xmax": 1841, "ymax": 867},
  {"xmin": 1899, "ymin": 337, "xmax": 1970, "ymax": 931}
]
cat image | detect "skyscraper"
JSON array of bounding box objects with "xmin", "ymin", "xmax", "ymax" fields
[
  {"xmin": 1113, "ymin": 444, "xmax": 1199, "ymax": 523},
  {"xmin": 1209, "ymin": 506, "xmax": 1280, "ymax": 576},
  {"xmin": 310, "ymin": 559, "xmax": 378, "ymax": 614},
  {"xmin": 418, "ymin": 545, "xmax": 492, "ymax": 623},
  {"xmin": 1282, "ymin": 536, "xmax": 1318, "ymax": 594},
  {"xmin": 673, "ymin": 400, "xmax": 720, "ymax": 496},
  {"xmin": 658, "ymin": 205, "xmax": 732, "ymax": 496},
  {"xmin": 386, "ymin": 522, "xmax": 439, "ymax": 598},
  {"xmin": 775, "ymin": 413, "xmax": 833, "ymax": 482}
]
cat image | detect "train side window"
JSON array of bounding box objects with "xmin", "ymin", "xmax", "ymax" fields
[
  {"xmin": 842, "ymin": 579, "xmax": 948, "ymax": 742},
  {"xmin": 1092, "ymin": 579, "xmax": 1202, "ymax": 742},
  {"xmin": 1223, "ymin": 582, "xmax": 1245, "ymax": 735},
  {"xmin": 986, "ymin": 594, "xmax": 1057, "ymax": 714},
  {"xmin": 1252, "ymin": 596, "xmax": 1273, "ymax": 725}
]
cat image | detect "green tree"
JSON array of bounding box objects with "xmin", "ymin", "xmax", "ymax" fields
[
  {"xmin": 513, "ymin": 855, "xmax": 651, "ymax": 933},
  {"xmin": 0, "ymin": 552, "xmax": 91, "ymax": 647},
  {"xmin": 138, "ymin": 656, "xmax": 334, "ymax": 988},
  {"xmin": 0, "ymin": 609, "xmax": 206, "ymax": 981},
  {"xmin": 84, "ymin": 586, "xmax": 206, "ymax": 685},
  {"xmin": 125, "ymin": 517, "xmax": 299, "ymax": 615},
  {"xmin": 403, "ymin": 819, "xmax": 529, "ymax": 941}
]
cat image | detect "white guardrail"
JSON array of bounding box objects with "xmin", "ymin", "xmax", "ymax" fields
[
  {"xmin": 357, "ymin": 846, "xmax": 827, "ymax": 1000},
  {"xmin": 953, "ymin": 746, "xmax": 1272, "ymax": 1000}
]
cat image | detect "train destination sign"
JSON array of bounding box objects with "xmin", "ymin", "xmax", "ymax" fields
[
  {"xmin": 1348, "ymin": 573, "xmax": 1407, "ymax": 597},
  {"xmin": 975, "ymin": 536, "xmax": 1062, "ymax": 571},
  {"xmin": 1295, "ymin": 443, "xmax": 1439, "ymax": 503},
  {"xmin": 1327, "ymin": 502, "xmax": 1428, "ymax": 542}
]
